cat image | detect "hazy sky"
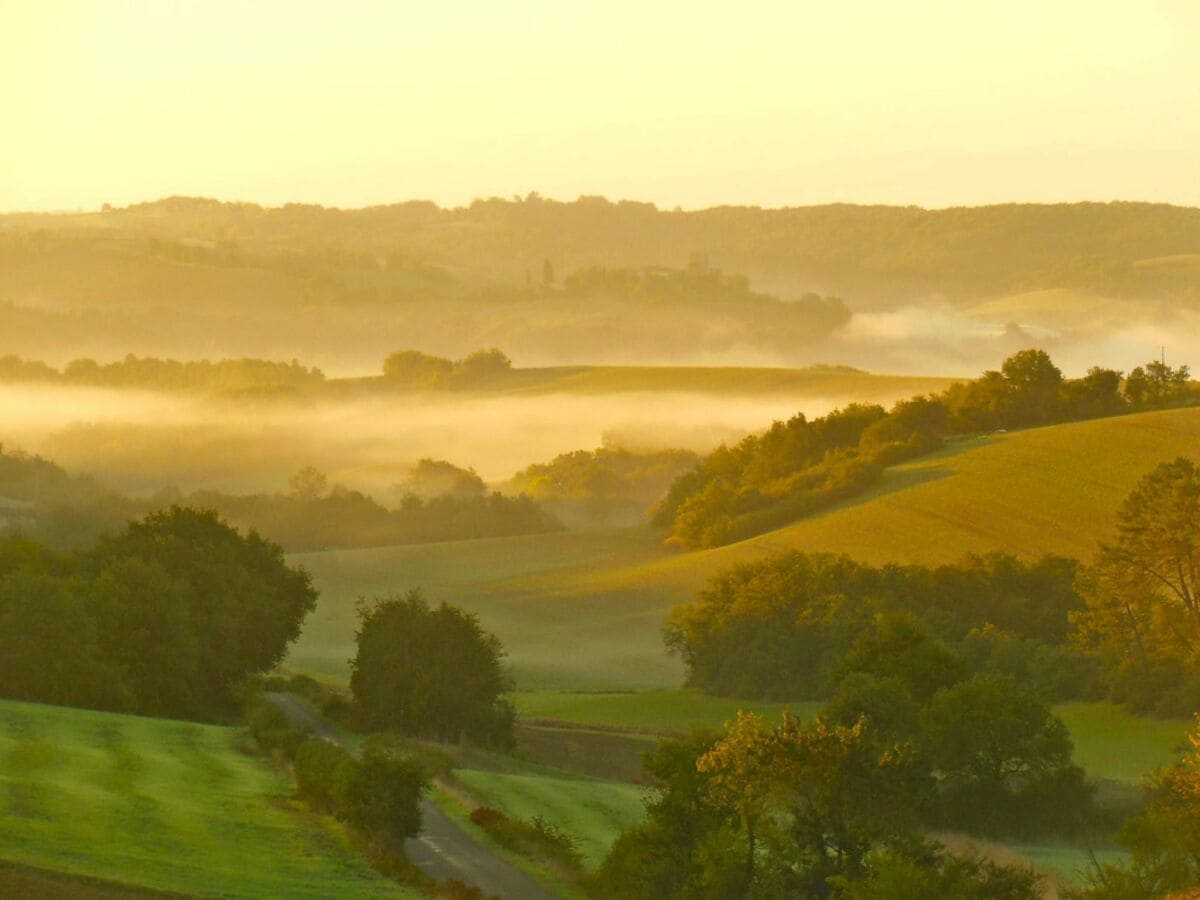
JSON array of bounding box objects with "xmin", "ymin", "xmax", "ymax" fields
[{"xmin": 3, "ymin": 1, "xmax": 1198, "ymax": 212}]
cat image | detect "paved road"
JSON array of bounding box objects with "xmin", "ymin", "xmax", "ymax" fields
[{"xmin": 263, "ymin": 693, "xmax": 556, "ymax": 900}]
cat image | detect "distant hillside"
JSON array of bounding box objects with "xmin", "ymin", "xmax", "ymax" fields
[{"xmin": 7, "ymin": 196, "xmax": 1199, "ymax": 306}]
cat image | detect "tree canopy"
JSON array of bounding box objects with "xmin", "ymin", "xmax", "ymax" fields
[
  {"xmin": 1073, "ymin": 457, "xmax": 1200, "ymax": 715},
  {"xmin": 0, "ymin": 507, "xmax": 317, "ymax": 718}
]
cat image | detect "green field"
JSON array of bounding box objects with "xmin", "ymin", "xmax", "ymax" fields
[
  {"xmin": 288, "ymin": 406, "xmax": 1200, "ymax": 691},
  {"xmin": 0, "ymin": 698, "xmax": 413, "ymax": 898},
  {"xmin": 1054, "ymin": 703, "xmax": 1192, "ymax": 784},
  {"xmin": 514, "ymin": 689, "xmax": 812, "ymax": 733},
  {"xmin": 453, "ymin": 770, "xmax": 646, "ymax": 870}
]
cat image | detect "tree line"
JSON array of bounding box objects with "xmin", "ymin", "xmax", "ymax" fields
[
  {"xmin": 0, "ymin": 352, "xmax": 325, "ymax": 395},
  {"xmin": 654, "ymin": 350, "xmax": 1195, "ymax": 549},
  {"xmin": 0, "ymin": 450, "xmax": 563, "ymax": 552}
]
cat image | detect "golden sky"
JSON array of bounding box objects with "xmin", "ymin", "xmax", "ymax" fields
[{"xmin": 2, "ymin": 0, "xmax": 1198, "ymax": 211}]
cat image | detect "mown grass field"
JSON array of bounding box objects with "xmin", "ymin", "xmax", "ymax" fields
[
  {"xmin": 289, "ymin": 406, "xmax": 1200, "ymax": 691},
  {"xmin": 0, "ymin": 698, "xmax": 414, "ymax": 899}
]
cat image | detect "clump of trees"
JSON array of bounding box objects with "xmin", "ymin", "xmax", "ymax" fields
[
  {"xmin": 655, "ymin": 350, "xmax": 1195, "ymax": 549},
  {"xmin": 381, "ymin": 348, "xmax": 513, "ymax": 388},
  {"xmin": 350, "ymin": 590, "xmax": 515, "ymax": 748},
  {"xmin": 0, "ymin": 507, "xmax": 317, "ymax": 718},
  {"xmin": 665, "ymin": 551, "xmax": 1089, "ymax": 701},
  {"xmin": 594, "ymin": 713, "xmax": 1047, "ymax": 899},
  {"xmin": 506, "ymin": 446, "xmax": 699, "ymax": 527},
  {"xmin": 1072, "ymin": 457, "xmax": 1200, "ymax": 716}
]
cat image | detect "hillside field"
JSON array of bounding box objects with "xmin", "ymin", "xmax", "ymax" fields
[
  {"xmin": 0, "ymin": 699, "xmax": 413, "ymax": 899},
  {"xmin": 288, "ymin": 405, "xmax": 1200, "ymax": 691},
  {"xmin": 334, "ymin": 365, "xmax": 955, "ymax": 400}
]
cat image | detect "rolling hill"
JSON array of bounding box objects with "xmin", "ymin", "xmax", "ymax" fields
[
  {"xmin": 287, "ymin": 405, "xmax": 1200, "ymax": 690},
  {"xmin": 0, "ymin": 698, "xmax": 413, "ymax": 898}
]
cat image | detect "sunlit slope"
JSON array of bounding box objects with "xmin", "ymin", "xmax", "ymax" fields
[
  {"xmin": 0, "ymin": 698, "xmax": 411, "ymax": 898},
  {"xmin": 290, "ymin": 406, "xmax": 1200, "ymax": 690}
]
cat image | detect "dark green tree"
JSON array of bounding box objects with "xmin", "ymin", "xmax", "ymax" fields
[
  {"xmin": 350, "ymin": 590, "xmax": 514, "ymax": 747},
  {"xmin": 88, "ymin": 506, "xmax": 318, "ymax": 713},
  {"xmin": 920, "ymin": 674, "xmax": 1090, "ymax": 834}
]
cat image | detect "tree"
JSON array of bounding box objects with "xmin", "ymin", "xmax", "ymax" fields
[
  {"xmin": 593, "ymin": 729, "xmax": 726, "ymax": 900},
  {"xmin": 1124, "ymin": 360, "xmax": 1191, "ymax": 409},
  {"xmin": 1001, "ymin": 348, "xmax": 1063, "ymax": 424},
  {"xmin": 393, "ymin": 458, "xmax": 486, "ymax": 502},
  {"xmin": 822, "ymin": 673, "xmax": 921, "ymax": 745},
  {"xmin": 350, "ymin": 590, "xmax": 514, "ymax": 747},
  {"xmin": 381, "ymin": 349, "xmax": 454, "ymax": 385},
  {"xmin": 1073, "ymin": 458, "xmax": 1200, "ymax": 715},
  {"xmin": 450, "ymin": 348, "xmax": 512, "ymax": 384},
  {"xmin": 86, "ymin": 556, "xmax": 199, "ymax": 715},
  {"xmin": 88, "ymin": 507, "xmax": 318, "ymax": 713},
  {"xmin": 833, "ymin": 611, "xmax": 965, "ymax": 701},
  {"xmin": 332, "ymin": 746, "xmax": 427, "ymax": 841},
  {"xmin": 288, "ymin": 466, "xmax": 328, "ymax": 501},
  {"xmin": 919, "ymin": 674, "xmax": 1089, "ymax": 834},
  {"xmin": 0, "ymin": 571, "xmax": 130, "ymax": 710}
]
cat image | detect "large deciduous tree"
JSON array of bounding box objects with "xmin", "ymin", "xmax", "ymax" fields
[{"xmin": 1073, "ymin": 457, "xmax": 1200, "ymax": 714}]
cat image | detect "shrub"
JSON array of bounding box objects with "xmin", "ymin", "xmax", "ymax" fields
[
  {"xmin": 470, "ymin": 806, "xmax": 507, "ymax": 829},
  {"xmin": 246, "ymin": 699, "xmax": 311, "ymax": 758},
  {"xmin": 294, "ymin": 739, "xmax": 354, "ymax": 813}
]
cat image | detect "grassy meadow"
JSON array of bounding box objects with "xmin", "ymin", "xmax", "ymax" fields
[
  {"xmin": 0, "ymin": 698, "xmax": 414, "ymax": 899},
  {"xmin": 288, "ymin": 406, "xmax": 1200, "ymax": 691}
]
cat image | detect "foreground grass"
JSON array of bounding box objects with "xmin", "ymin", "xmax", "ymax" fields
[
  {"xmin": 289, "ymin": 407, "xmax": 1200, "ymax": 692},
  {"xmin": 0, "ymin": 699, "xmax": 413, "ymax": 898}
]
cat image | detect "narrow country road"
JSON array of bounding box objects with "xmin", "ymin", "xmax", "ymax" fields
[{"xmin": 263, "ymin": 693, "xmax": 556, "ymax": 900}]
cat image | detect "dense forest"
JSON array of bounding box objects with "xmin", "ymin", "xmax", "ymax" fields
[{"xmin": 654, "ymin": 352, "xmax": 1196, "ymax": 548}]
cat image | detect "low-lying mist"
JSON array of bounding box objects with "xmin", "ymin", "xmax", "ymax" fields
[{"xmin": 0, "ymin": 384, "xmax": 879, "ymax": 497}]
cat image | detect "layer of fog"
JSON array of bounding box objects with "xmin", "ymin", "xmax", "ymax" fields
[
  {"xmin": 816, "ymin": 301, "xmax": 1200, "ymax": 378},
  {"xmin": 0, "ymin": 384, "xmax": 878, "ymax": 497}
]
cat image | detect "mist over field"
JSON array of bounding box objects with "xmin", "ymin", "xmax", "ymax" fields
[{"xmin": 0, "ymin": 383, "xmax": 869, "ymax": 493}]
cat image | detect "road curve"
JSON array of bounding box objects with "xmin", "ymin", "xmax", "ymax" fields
[{"xmin": 262, "ymin": 693, "xmax": 557, "ymax": 900}]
